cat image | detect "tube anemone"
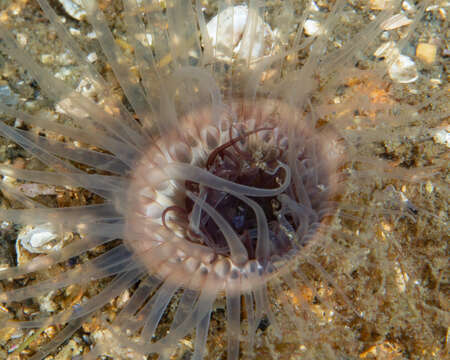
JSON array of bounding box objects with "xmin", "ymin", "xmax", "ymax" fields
[{"xmin": 0, "ymin": 1, "xmax": 447, "ymax": 359}]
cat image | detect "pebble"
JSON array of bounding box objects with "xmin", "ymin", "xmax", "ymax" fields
[
  {"xmin": 370, "ymin": 0, "xmax": 392, "ymax": 10},
  {"xmin": 54, "ymin": 67, "xmax": 73, "ymax": 80},
  {"xmin": 135, "ymin": 33, "xmax": 153, "ymax": 47},
  {"xmin": 69, "ymin": 27, "xmax": 81, "ymax": 36},
  {"xmin": 54, "ymin": 339, "xmax": 83, "ymax": 359},
  {"xmin": 16, "ymin": 33, "xmax": 27, "ymax": 47},
  {"xmin": 402, "ymin": 0, "xmax": 416, "ymax": 13},
  {"xmin": 0, "ymin": 83, "xmax": 19, "ymax": 106},
  {"xmin": 86, "ymin": 52, "xmax": 98, "ymax": 63},
  {"xmin": 433, "ymin": 128, "xmax": 450, "ymax": 148},
  {"xmin": 416, "ymin": 43, "xmax": 437, "ymax": 65},
  {"xmin": 39, "ymin": 292, "xmax": 58, "ymax": 313},
  {"xmin": 57, "ymin": 50, "xmax": 76, "ymax": 66},
  {"xmin": 40, "ymin": 54, "xmax": 54, "ymax": 65},
  {"xmin": 91, "ymin": 327, "xmax": 147, "ymax": 360},
  {"xmin": 304, "ymin": 19, "xmax": 322, "ymax": 36}
]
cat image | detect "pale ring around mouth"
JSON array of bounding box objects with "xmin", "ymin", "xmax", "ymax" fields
[{"xmin": 125, "ymin": 99, "xmax": 345, "ymax": 295}]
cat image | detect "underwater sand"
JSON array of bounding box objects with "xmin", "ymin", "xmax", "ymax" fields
[{"xmin": 0, "ymin": 0, "xmax": 448, "ymax": 359}]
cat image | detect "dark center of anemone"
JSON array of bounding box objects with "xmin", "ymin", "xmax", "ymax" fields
[{"xmin": 183, "ymin": 127, "xmax": 290, "ymax": 261}]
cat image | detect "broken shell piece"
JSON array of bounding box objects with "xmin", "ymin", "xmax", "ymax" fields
[
  {"xmin": 380, "ymin": 13, "xmax": 413, "ymax": 30},
  {"xmin": 17, "ymin": 225, "xmax": 61, "ymax": 254},
  {"xmin": 58, "ymin": 0, "xmax": 86, "ymax": 21},
  {"xmin": 17, "ymin": 183, "xmax": 56, "ymax": 198},
  {"xmin": 205, "ymin": 5, "xmax": 274, "ymax": 64},
  {"xmin": 56, "ymin": 93, "xmax": 90, "ymax": 118},
  {"xmin": 374, "ymin": 43, "xmax": 418, "ymax": 84},
  {"xmin": 374, "ymin": 41, "xmax": 397, "ymax": 58},
  {"xmin": 388, "ymin": 54, "xmax": 418, "ymax": 83}
]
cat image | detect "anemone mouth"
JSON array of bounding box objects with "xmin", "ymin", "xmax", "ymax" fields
[{"xmin": 125, "ymin": 98, "xmax": 345, "ymax": 293}]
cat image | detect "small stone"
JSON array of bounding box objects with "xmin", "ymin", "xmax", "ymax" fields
[
  {"xmin": 86, "ymin": 52, "xmax": 98, "ymax": 63},
  {"xmin": 57, "ymin": 51, "xmax": 75, "ymax": 66},
  {"xmin": 54, "ymin": 339, "xmax": 83, "ymax": 359},
  {"xmin": 416, "ymin": 43, "xmax": 437, "ymax": 65},
  {"xmin": 0, "ymin": 83, "xmax": 19, "ymax": 106},
  {"xmin": 370, "ymin": 0, "xmax": 392, "ymax": 10},
  {"xmin": 86, "ymin": 31, "xmax": 97, "ymax": 39},
  {"xmin": 135, "ymin": 33, "xmax": 153, "ymax": 47},
  {"xmin": 54, "ymin": 67, "xmax": 73, "ymax": 80},
  {"xmin": 304, "ymin": 19, "xmax": 322, "ymax": 36},
  {"xmin": 0, "ymin": 327, "xmax": 21, "ymax": 347},
  {"xmin": 16, "ymin": 33, "xmax": 27, "ymax": 47},
  {"xmin": 402, "ymin": 0, "xmax": 416, "ymax": 13},
  {"xmin": 69, "ymin": 27, "xmax": 81, "ymax": 36},
  {"xmin": 91, "ymin": 327, "xmax": 147, "ymax": 360},
  {"xmin": 13, "ymin": 118, "xmax": 24, "ymax": 128},
  {"xmin": 433, "ymin": 128, "xmax": 450, "ymax": 148},
  {"xmin": 38, "ymin": 292, "xmax": 58, "ymax": 313},
  {"xmin": 40, "ymin": 54, "xmax": 54, "ymax": 65}
]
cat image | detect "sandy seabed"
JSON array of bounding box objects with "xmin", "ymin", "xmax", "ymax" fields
[{"xmin": 0, "ymin": 1, "xmax": 448, "ymax": 359}]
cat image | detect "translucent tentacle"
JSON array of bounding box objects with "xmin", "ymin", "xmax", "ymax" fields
[
  {"xmin": 140, "ymin": 279, "xmax": 180, "ymax": 341},
  {"xmin": 166, "ymin": 161, "xmax": 291, "ymax": 197},
  {"xmin": 0, "ymin": 203, "xmax": 120, "ymax": 226},
  {"xmin": 0, "ymin": 164, "xmax": 126, "ymax": 192},
  {"xmin": 228, "ymin": 190, "xmax": 271, "ymax": 263},
  {"xmin": 28, "ymin": 316, "xmax": 85, "ymax": 360},
  {"xmin": 186, "ymin": 191, "xmax": 249, "ymax": 265},
  {"xmin": 0, "ymin": 232, "xmax": 120, "ymax": 281},
  {"xmin": 14, "ymin": 128, "xmax": 129, "ymax": 175},
  {"xmin": 0, "ymin": 103, "xmax": 136, "ymax": 167},
  {"xmin": 81, "ymin": 0, "xmax": 155, "ymax": 135},
  {"xmin": 6, "ymin": 268, "xmax": 144, "ymax": 329},
  {"xmin": 0, "ymin": 181, "xmax": 47, "ymax": 209},
  {"xmin": 226, "ymin": 273, "xmax": 241, "ymax": 360},
  {"xmin": 0, "ymin": 245, "xmax": 134, "ymax": 302}
]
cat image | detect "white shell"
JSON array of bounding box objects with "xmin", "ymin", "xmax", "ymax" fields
[
  {"xmin": 375, "ymin": 44, "xmax": 418, "ymax": 84},
  {"xmin": 380, "ymin": 14, "xmax": 413, "ymax": 30},
  {"xmin": 388, "ymin": 54, "xmax": 418, "ymax": 84},
  {"xmin": 433, "ymin": 129, "xmax": 450, "ymax": 148},
  {"xmin": 58, "ymin": 0, "xmax": 86, "ymax": 21},
  {"xmin": 205, "ymin": 5, "xmax": 274, "ymax": 63},
  {"xmin": 18, "ymin": 225, "xmax": 60, "ymax": 254}
]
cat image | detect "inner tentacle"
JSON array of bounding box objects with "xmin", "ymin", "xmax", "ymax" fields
[{"xmin": 126, "ymin": 101, "xmax": 341, "ymax": 293}]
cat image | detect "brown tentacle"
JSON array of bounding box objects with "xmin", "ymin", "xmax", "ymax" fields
[
  {"xmin": 162, "ymin": 205, "xmax": 188, "ymax": 230},
  {"xmin": 207, "ymin": 126, "xmax": 274, "ymax": 169}
]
